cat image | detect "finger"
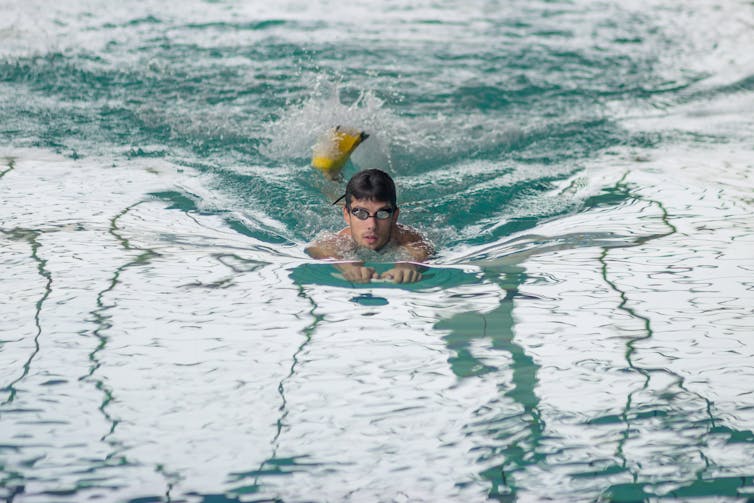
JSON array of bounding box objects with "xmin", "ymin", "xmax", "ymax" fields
[
  {"xmin": 355, "ymin": 274, "xmax": 369, "ymax": 283},
  {"xmin": 401, "ymin": 270, "xmax": 419, "ymax": 283},
  {"xmin": 347, "ymin": 270, "xmax": 367, "ymax": 283},
  {"xmin": 381, "ymin": 270, "xmax": 397, "ymax": 282},
  {"xmin": 361, "ymin": 268, "xmax": 374, "ymax": 282}
]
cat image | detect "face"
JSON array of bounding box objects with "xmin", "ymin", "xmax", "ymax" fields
[{"xmin": 343, "ymin": 198, "xmax": 399, "ymax": 251}]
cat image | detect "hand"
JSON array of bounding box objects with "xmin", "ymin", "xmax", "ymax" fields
[
  {"xmin": 380, "ymin": 264, "xmax": 423, "ymax": 284},
  {"xmin": 338, "ymin": 263, "xmax": 377, "ymax": 283}
]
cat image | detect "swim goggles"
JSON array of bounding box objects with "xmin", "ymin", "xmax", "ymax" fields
[{"xmin": 349, "ymin": 207, "xmax": 394, "ymax": 220}]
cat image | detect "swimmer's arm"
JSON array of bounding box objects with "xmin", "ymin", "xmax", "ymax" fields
[
  {"xmin": 306, "ymin": 227, "xmax": 359, "ymax": 259},
  {"xmin": 305, "ymin": 232, "xmax": 345, "ymax": 260},
  {"xmin": 305, "ymin": 241, "xmax": 337, "ymax": 260},
  {"xmin": 337, "ymin": 262, "xmax": 377, "ymax": 283},
  {"xmin": 402, "ymin": 240, "xmax": 434, "ymax": 262},
  {"xmin": 306, "ymin": 232, "xmax": 376, "ymax": 283},
  {"xmin": 379, "ymin": 227, "xmax": 434, "ymax": 283},
  {"xmin": 396, "ymin": 225, "xmax": 434, "ymax": 262},
  {"xmin": 380, "ymin": 263, "xmax": 423, "ymax": 283}
]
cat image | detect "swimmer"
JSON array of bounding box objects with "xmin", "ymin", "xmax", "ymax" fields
[{"xmin": 306, "ymin": 169, "xmax": 434, "ymax": 283}]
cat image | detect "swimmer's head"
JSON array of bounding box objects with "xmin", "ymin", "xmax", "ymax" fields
[
  {"xmin": 342, "ymin": 169, "xmax": 399, "ymax": 252},
  {"xmin": 344, "ymin": 169, "xmax": 397, "ymax": 209}
]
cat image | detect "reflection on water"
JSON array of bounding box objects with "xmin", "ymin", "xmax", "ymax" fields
[
  {"xmin": 435, "ymin": 264, "xmax": 543, "ymax": 499},
  {"xmin": 289, "ymin": 262, "xmax": 482, "ymax": 291},
  {"xmin": 2, "ymin": 144, "xmax": 754, "ymax": 500},
  {"xmin": 350, "ymin": 294, "xmax": 389, "ymax": 306},
  {"xmin": 0, "ymin": 228, "xmax": 51, "ymax": 407}
]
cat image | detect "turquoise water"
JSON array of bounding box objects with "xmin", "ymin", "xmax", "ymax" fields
[{"xmin": 2, "ymin": 1, "xmax": 754, "ymax": 501}]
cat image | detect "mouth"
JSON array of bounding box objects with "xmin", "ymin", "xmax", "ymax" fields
[{"xmin": 362, "ymin": 235, "xmax": 378, "ymax": 246}]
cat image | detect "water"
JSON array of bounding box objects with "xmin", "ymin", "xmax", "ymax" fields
[{"xmin": 1, "ymin": 0, "xmax": 754, "ymax": 501}]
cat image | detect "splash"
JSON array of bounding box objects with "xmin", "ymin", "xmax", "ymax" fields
[{"xmin": 259, "ymin": 79, "xmax": 394, "ymax": 173}]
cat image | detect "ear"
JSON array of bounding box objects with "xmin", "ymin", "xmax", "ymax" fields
[
  {"xmin": 393, "ymin": 207, "xmax": 400, "ymax": 222},
  {"xmin": 343, "ymin": 206, "xmax": 351, "ymax": 224}
]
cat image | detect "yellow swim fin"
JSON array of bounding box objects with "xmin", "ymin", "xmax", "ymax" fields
[{"xmin": 311, "ymin": 126, "xmax": 369, "ymax": 180}]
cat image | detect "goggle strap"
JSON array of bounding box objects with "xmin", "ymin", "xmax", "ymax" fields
[{"xmin": 331, "ymin": 193, "xmax": 346, "ymax": 206}]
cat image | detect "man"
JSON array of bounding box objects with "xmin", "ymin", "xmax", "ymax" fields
[{"xmin": 306, "ymin": 169, "xmax": 433, "ymax": 283}]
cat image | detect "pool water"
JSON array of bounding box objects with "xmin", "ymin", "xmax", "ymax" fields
[{"xmin": 2, "ymin": 1, "xmax": 754, "ymax": 501}]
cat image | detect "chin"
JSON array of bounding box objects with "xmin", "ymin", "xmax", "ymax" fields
[{"xmin": 360, "ymin": 240, "xmax": 384, "ymax": 250}]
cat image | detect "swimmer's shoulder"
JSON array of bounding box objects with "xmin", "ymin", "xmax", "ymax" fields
[
  {"xmin": 394, "ymin": 224, "xmax": 434, "ymax": 261},
  {"xmin": 306, "ymin": 230, "xmax": 353, "ymax": 259},
  {"xmin": 394, "ymin": 223, "xmax": 428, "ymax": 244}
]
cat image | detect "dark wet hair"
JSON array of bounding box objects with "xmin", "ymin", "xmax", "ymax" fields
[{"xmin": 345, "ymin": 169, "xmax": 397, "ymax": 209}]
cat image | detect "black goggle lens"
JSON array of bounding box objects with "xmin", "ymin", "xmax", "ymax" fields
[{"xmin": 350, "ymin": 208, "xmax": 394, "ymax": 220}]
